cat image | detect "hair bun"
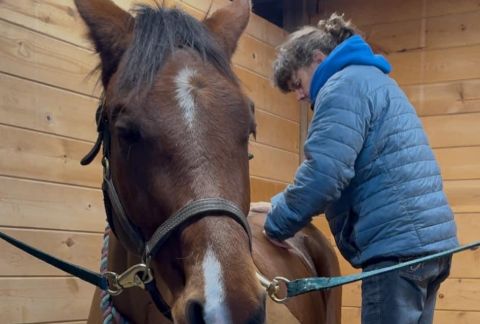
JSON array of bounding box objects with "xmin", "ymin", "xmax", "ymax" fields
[{"xmin": 317, "ymin": 13, "xmax": 356, "ymax": 40}]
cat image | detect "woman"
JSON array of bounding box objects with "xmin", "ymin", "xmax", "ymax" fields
[{"xmin": 262, "ymin": 13, "xmax": 458, "ymax": 324}]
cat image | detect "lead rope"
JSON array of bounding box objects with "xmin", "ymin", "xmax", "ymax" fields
[{"xmin": 100, "ymin": 225, "xmax": 130, "ymax": 324}]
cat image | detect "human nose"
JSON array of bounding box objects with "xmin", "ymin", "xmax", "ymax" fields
[{"xmin": 295, "ymin": 89, "xmax": 307, "ymax": 101}]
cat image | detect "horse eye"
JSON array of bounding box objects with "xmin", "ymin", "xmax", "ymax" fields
[{"xmin": 116, "ymin": 123, "xmax": 142, "ymax": 144}]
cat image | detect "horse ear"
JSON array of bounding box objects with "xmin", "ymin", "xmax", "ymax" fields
[
  {"xmin": 204, "ymin": 0, "xmax": 251, "ymax": 58},
  {"xmin": 74, "ymin": 0, "xmax": 134, "ymax": 86}
]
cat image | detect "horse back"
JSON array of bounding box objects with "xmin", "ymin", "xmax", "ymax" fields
[{"xmin": 248, "ymin": 211, "xmax": 342, "ymax": 324}]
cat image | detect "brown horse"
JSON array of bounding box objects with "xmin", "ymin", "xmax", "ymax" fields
[{"xmin": 74, "ymin": 0, "xmax": 341, "ymax": 323}]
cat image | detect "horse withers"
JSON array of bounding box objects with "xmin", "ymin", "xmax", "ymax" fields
[{"xmin": 74, "ymin": 0, "xmax": 341, "ymax": 323}]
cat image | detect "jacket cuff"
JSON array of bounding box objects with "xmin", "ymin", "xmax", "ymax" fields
[{"xmin": 264, "ymin": 193, "xmax": 296, "ymax": 241}]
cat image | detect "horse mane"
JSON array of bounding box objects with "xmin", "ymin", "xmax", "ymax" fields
[{"xmin": 117, "ymin": 5, "xmax": 238, "ymax": 100}]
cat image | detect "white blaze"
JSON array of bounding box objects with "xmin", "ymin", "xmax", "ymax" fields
[
  {"xmin": 202, "ymin": 247, "xmax": 232, "ymax": 323},
  {"xmin": 174, "ymin": 67, "xmax": 197, "ymax": 129}
]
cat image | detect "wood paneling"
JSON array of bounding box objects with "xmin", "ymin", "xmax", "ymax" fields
[
  {"xmin": 342, "ymin": 307, "xmax": 480, "ymax": 324},
  {"xmin": 445, "ymin": 181, "xmax": 480, "ymax": 213},
  {"xmin": 389, "ymin": 45, "xmax": 480, "ymax": 86},
  {"xmin": 235, "ymin": 66, "xmax": 300, "ymax": 122},
  {"xmin": 435, "ymin": 147, "xmax": 480, "ymax": 180},
  {"xmin": 422, "ymin": 112, "xmax": 480, "ymax": 148},
  {"xmin": 0, "ymin": 228, "xmax": 102, "ymax": 276},
  {"xmin": 250, "ymin": 176, "xmax": 287, "ymax": 202},
  {"xmin": 0, "ymin": 277, "xmax": 94, "ymax": 323},
  {"xmin": 0, "ymin": 176, "xmax": 104, "ymax": 232},
  {"xmin": 403, "ymin": 79, "xmax": 480, "ymax": 117},
  {"xmin": 426, "ymin": 10, "xmax": 480, "ymax": 49},
  {"xmin": 0, "ymin": 19, "xmax": 99, "ymax": 96},
  {"xmin": 364, "ymin": 10, "xmax": 480, "ymax": 54},
  {"xmin": 318, "ymin": 0, "xmax": 424, "ymax": 26},
  {"xmin": 0, "ymin": 125, "xmax": 102, "ymax": 187},
  {"xmin": 249, "ymin": 142, "xmax": 299, "ymax": 183},
  {"xmin": 255, "ymin": 110, "xmax": 299, "ymax": 153},
  {"xmin": 426, "ymin": 0, "xmax": 480, "ymax": 17},
  {"xmin": 0, "ymin": 73, "xmax": 97, "ymax": 141}
]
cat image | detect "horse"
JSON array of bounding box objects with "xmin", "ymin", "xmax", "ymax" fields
[{"xmin": 74, "ymin": 0, "xmax": 342, "ymax": 323}]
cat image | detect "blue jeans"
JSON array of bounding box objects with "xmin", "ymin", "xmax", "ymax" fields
[{"xmin": 361, "ymin": 255, "xmax": 451, "ymax": 324}]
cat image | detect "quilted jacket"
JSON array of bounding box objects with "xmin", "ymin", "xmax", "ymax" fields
[{"xmin": 264, "ymin": 35, "xmax": 458, "ymax": 268}]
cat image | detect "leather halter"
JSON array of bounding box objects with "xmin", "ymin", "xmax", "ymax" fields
[{"xmin": 81, "ymin": 100, "xmax": 252, "ymax": 320}]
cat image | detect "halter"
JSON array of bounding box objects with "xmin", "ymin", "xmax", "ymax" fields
[{"xmin": 80, "ymin": 99, "xmax": 252, "ymax": 320}]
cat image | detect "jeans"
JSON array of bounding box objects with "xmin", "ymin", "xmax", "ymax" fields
[{"xmin": 361, "ymin": 255, "xmax": 451, "ymax": 324}]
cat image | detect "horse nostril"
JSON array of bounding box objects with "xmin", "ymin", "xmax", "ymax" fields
[{"xmin": 186, "ymin": 299, "xmax": 205, "ymax": 324}]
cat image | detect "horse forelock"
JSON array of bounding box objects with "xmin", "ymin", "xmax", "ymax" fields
[{"xmin": 116, "ymin": 6, "xmax": 237, "ymax": 102}]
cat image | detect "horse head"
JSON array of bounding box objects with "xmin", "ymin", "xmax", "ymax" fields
[{"xmin": 75, "ymin": 0, "xmax": 264, "ymax": 322}]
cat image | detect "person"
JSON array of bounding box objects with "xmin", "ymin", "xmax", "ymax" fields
[{"xmin": 261, "ymin": 13, "xmax": 459, "ymax": 324}]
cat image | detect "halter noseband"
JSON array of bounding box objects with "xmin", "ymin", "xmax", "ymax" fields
[{"xmin": 81, "ymin": 100, "xmax": 252, "ymax": 320}]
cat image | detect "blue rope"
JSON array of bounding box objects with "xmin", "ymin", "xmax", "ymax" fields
[{"xmin": 286, "ymin": 240, "xmax": 480, "ymax": 297}]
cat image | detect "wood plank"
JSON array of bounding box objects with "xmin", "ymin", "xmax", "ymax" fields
[
  {"xmin": 342, "ymin": 307, "xmax": 480, "ymax": 324},
  {"xmin": 402, "ymin": 79, "xmax": 480, "ymax": 117},
  {"xmin": 0, "ymin": 73, "xmax": 97, "ymax": 141},
  {"xmin": 422, "ymin": 112, "xmax": 480, "ymax": 148},
  {"xmin": 389, "ymin": 45, "xmax": 480, "ymax": 86},
  {"xmin": 0, "ymin": 277, "xmax": 94, "ymax": 323},
  {"xmin": 249, "ymin": 142, "xmax": 299, "ymax": 183},
  {"xmin": 0, "ymin": 228, "xmax": 102, "ymax": 276},
  {"xmin": 343, "ymin": 278, "xmax": 480, "ymax": 310},
  {"xmin": 233, "ymin": 33, "xmax": 277, "ymax": 79},
  {"xmin": 0, "ymin": 0, "xmax": 157, "ymax": 49},
  {"xmin": 317, "ymin": 0, "xmax": 424, "ymax": 26},
  {"xmin": 451, "ymin": 250, "xmax": 480, "ymax": 279},
  {"xmin": 235, "ymin": 66, "xmax": 300, "ymax": 122},
  {"xmin": 0, "ymin": 125, "xmax": 102, "ymax": 187},
  {"xmin": 363, "ymin": 10, "xmax": 480, "ymax": 54},
  {"xmin": 0, "ymin": 19, "xmax": 99, "ymax": 96},
  {"xmin": 426, "ymin": 0, "xmax": 480, "ymax": 17},
  {"xmin": 445, "ymin": 181, "xmax": 480, "ymax": 213},
  {"xmin": 0, "ymin": 176, "xmax": 104, "ymax": 232},
  {"xmin": 435, "ymin": 147, "xmax": 480, "ymax": 180},
  {"xmin": 0, "ymin": 0, "xmax": 91, "ymax": 48},
  {"xmin": 318, "ymin": 0, "xmax": 480, "ymax": 26},
  {"xmin": 255, "ymin": 110, "xmax": 299, "ymax": 153},
  {"xmin": 363, "ymin": 19, "xmax": 423, "ymax": 54},
  {"xmin": 250, "ymin": 176, "xmax": 287, "ymax": 202},
  {"xmin": 426, "ymin": 10, "xmax": 480, "ymax": 49}
]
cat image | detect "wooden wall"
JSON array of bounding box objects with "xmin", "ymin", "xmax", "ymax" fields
[
  {"xmin": 0, "ymin": 0, "xmax": 299, "ymax": 322},
  {"xmin": 309, "ymin": 0, "xmax": 480, "ymax": 323}
]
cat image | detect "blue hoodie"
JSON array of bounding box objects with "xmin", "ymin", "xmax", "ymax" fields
[
  {"xmin": 309, "ymin": 35, "xmax": 391, "ymax": 102},
  {"xmin": 265, "ymin": 35, "xmax": 458, "ymax": 268}
]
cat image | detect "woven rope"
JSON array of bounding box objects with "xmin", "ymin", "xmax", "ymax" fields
[{"xmin": 100, "ymin": 225, "xmax": 129, "ymax": 324}]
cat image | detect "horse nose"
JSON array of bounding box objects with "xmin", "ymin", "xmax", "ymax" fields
[
  {"xmin": 184, "ymin": 297, "xmax": 266, "ymax": 324},
  {"xmin": 185, "ymin": 299, "xmax": 206, "ymax": 324}
]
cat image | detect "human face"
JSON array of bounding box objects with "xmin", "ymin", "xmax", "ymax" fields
[{"xmin": 289, "ymin": 51, "xmax": 326, "ymax": 102}]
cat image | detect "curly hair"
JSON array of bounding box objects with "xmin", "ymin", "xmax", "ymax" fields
[{"xmin": 273, "ymin": 13, "xmax": 358, "ymax": 92}]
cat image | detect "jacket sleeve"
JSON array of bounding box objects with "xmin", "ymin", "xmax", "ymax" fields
[{"xmin": 265, "ymin": 89, "xmax": 372, "ymax": 240}]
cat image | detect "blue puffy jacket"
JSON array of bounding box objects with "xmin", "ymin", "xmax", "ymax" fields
[{"xmin": 264, "ymin": 35, "xmax": 458, "ymax": 268}]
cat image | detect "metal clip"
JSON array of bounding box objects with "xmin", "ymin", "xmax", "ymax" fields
[
  {"xmin": 256, "ymin": 272, "xmax": 290, "ymax": 304},
  {"xmin": 104, "ymin": 263, "xmax": 153, "ymax": 296}
]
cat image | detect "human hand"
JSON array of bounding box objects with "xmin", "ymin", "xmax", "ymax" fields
[
  {"xmin": 262, "ymin": 230, "xmax": 291, "ymax": 249},
  {"xmin": 250, "ymin": 201, "xmax": 272, "ymax": 214}
]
